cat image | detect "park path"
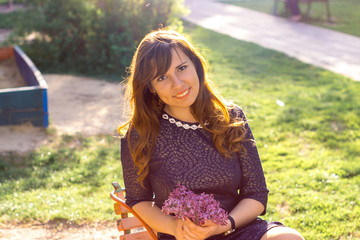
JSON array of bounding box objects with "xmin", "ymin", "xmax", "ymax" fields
[{"xmin": 183, "ymin": 0, "xmax": 360, "ymax": 81}]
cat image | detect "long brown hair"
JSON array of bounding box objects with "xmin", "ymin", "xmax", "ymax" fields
[{"xmin": 118, "ymin": 29, "xmax": 247, "ymax": 185}]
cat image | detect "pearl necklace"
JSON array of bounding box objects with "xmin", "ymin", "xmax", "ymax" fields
[{"xmin": 162, "ymin": 113, "xmax": 208, "ymax": 130}]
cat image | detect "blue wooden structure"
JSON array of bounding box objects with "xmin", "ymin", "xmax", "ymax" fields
[{"xmin": 0, "ymin": 46, "xmax": 49, "ymax": 127}]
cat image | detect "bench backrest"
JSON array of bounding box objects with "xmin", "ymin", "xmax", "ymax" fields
[{"xmin": 110, "ymin": 181, "xmax": 158, "ymax": 240}]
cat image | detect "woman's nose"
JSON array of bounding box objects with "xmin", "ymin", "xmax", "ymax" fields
[{"xmin": 171, "ymin": 74, "xmax": 183, "ymax": 87}]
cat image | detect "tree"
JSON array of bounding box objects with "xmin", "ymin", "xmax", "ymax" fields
[{"xmin": 8, "ymin": 0, "xmax": 187, "ymax": 74}]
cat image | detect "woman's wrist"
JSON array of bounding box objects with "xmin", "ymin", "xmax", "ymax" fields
[
  {"xmin": 223, "ymin": 216, "xmax": 236, "ymax": 236},
  {"xmin": 170, "ymin": 218, "xmax": 183, "ymax": 237},
  {"xmin": 215, "ymin": 219, "xmax": 232, "ymax": 235},
  {"xmin": 228, "ymin": 215, "xmax": 236, "ymax": 230},
  {"xmin": 226, "ymin": 218, "xmax": 232, "ymax": 231}
]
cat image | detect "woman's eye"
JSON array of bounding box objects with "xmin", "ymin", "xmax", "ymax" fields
[
  {"xmin": 157, "ymin": 75, "xmax": 167, "ymax": 81},
  {"xmin": 178, "ymin": 65, "xmax": 187, "ymax": 71}
]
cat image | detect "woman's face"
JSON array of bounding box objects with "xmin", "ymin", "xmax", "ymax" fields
[{"xmin": 150, "ymin": 48, "xmax": 200, "ymax": 118}]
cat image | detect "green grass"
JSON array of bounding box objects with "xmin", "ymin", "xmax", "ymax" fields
[
  {"xmin": 219, "ymin": 0, "xmax": 360, "ymax": 37},
  {"xmin": 1, "ymin": 22, "xmax": 359, "ymax": 239},
  {"xmin": 0, "ymin": 134, "xmax": 122, "ymax": 224}
]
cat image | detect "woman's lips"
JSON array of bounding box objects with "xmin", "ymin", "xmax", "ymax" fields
[{"xmin": 174, "ymin": 88, "xmax": 190, "ymax": 99}]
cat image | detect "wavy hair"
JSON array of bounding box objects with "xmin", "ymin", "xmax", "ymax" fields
[{"xmin": 118, "ymin": 29, "xmax": 247, "ymax": 185}]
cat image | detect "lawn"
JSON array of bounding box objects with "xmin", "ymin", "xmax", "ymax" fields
[
  {"xmin": 1, "ymin": 22, "xmax": 359, "ymax": 239},
  {"xmin": 219, "ymin": 0, "xmax": 360, "ymax": 37},
  {"xmin": 0, "ymin": 134, "xmax": 122, "ymax": 223}
]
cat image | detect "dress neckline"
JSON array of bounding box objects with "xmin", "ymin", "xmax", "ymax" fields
[{"xmin": 162, "ymin": 112, "xmax": 206, "ymax": 130}]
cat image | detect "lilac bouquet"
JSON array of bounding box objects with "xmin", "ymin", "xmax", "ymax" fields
[{"xmin": 161, "ymin": 185, "xmax": 228, "ymax": 226}]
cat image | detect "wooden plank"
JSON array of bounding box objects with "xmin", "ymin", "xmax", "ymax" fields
[
  {"xmin": 0, "ymin": 88, "xmax": 44, "ymax": 110},
  {"xmin": 116, "ymin": 190, "xmax": 126, "ymax": 200},
  {"xmin": 14, "ymin": 46, "xmax": 47, "ymax": 88},
  {"xmin": 114, "ymin": 203, "xmax": 130, "ymax": 215},
  {"xmin": 42, "ymin": 88, "xmax": 48, "ymax": 127},
  {"xmin": 120, "ymin": 231, "xmax": 154, "ymax": 240},
  {"xmin": 117, "ymin": 217, "xmax": 144, "ymax": 231},
  {"xmin": 0, "ymin": 47, "xmax": 14, "ymax": 61},
  {"xmin": 0, "ymin": 114, "xmax": 10, "ymax": 125},
  {"xmin": 11, "ymin": 110, "xmax": 45, "ymax": 126}
]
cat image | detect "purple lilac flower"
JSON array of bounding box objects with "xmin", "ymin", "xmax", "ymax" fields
[{"xmin": 161, "ymin": 185, "xmax": 228, "ymax": 226}]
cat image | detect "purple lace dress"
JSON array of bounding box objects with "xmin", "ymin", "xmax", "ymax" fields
[{"xmin": 121, "ymin": 106, "xmax": 283, "ymax": 240}]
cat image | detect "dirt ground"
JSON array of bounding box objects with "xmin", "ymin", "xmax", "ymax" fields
[
  {"xmin": 0, "ymin": 27, "xmax": 126, "ymax": 153},
  {"xmin": 0, "ymin": 74, "xmax": 127, "ymax": 153},
  {"xmin": 0, "ymin": 57, "xmax": 26, "ymax": 89},
  {"xmin": 0, "ymin": 222, "xmax": 119, "ymax": 240},
  {"xmin": 1, "ymin": 6, "xmax": 127, "ymax": 154}
]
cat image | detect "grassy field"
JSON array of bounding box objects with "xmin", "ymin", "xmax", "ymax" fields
[
  {"xmin": 219, "ymin": 0, "xmax": 360, "ymax": 37},
  {"xmin": 1, "ymin": 22, "xmax": 360, "ymax": 239},
  {"xmin": 0, "ymin": 134, "xmax": 122, "ymax": 223}
]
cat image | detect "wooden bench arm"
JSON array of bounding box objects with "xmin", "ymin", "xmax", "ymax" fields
[{"xmin": 110, "ymin": 189, "xmax": 158, "ymax": 240}]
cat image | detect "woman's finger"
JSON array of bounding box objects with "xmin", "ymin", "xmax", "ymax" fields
[
  {"xmin": 184, "ymin": 217, "xmax": 201, "ymax": 232},
  {"xmin": 183, "ymin": 220, "xmax": 202, "ymax": 240},
  {"xmin": 175, "ymin": 219, "xmax": 188, "ymax": 240},
  {"xmin": 184, "ymin": 218, "xmax": 212, "ymax": 240},
  {"xmin": 201, "ymin": 219, "xmax": 216, "ymax": 227}
]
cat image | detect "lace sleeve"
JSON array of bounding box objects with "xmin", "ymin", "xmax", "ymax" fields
[
  {"xmin": 233, "ymin": 106, "xmax": 269, "ymax": 215},
  {"xmin": 120, "ymin": 133, "xmax": 153, "ymax": 208}
]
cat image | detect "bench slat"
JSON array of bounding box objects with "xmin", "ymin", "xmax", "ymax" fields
[
  {"xmin": 120, "ymin": 230, "xmax": 155, "ymax": 240},
  {"xmin": 111, "ymin": 182, "xmax": 158, "ymax": 240},
  {"xmin": 114, "ymin": 202, "xmax": 130, "ymax": 215},
  {"xmin": 117, "ymin": 217, "xmax": 144, "ymax": 231}
]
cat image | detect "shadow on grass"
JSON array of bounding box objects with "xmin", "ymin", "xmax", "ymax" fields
[{"xmin": 0, "ymin": 134, "xmax": 121, "ymax": 195}]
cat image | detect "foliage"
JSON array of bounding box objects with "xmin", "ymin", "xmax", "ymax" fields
[
  {"xmin": 0, "ymin": 0, "xmax": 25, "ymax": 28},
  {"xmin": 5, "ymin": 0, "xmax": 186, "ymax": 74},
  {"xmin": 219, "ymin": 0, "xmax": 360, "ymax": 37},
  {"xmin": 0, "ymin": 0, "xmax": 24, "ymax": 4},
  {"xmin": 0, "ymin": 11, "xmax": 20, "ymax": 29}
]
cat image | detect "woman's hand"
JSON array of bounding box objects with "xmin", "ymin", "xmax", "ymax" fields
[
  {"xmin": 172, "ymin": 219, "xmax": 187, "ymax": 240},
  {"xmin": 179, "ymin": 218, "xmax": 229, "ymax": 240}
]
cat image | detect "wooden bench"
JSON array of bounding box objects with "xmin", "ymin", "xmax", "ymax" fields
[
  {"xmin": 273, "ymin": 0, "xmax": 332, "ymax": 22},
  {"xmin": 110, "ymin": 181, "xmax": 158, "ymax": 240}
]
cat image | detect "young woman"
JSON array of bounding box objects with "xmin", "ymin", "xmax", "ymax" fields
[{"xmin": 118, "ymin": 29, "xmax": 304, "ymax": 240}]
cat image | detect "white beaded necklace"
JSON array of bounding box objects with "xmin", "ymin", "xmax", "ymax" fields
[{"xmin": 162, "ymin": 113, "xmax": 208, "ymax": 130}]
